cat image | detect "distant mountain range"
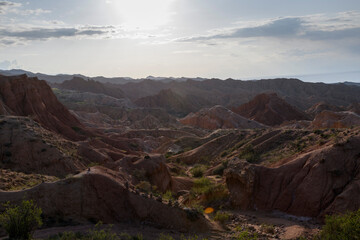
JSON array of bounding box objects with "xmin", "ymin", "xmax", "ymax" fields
[
  {"xmin": 0, "ymin": 69, "xmax": 208, "ymax": 84},
  {"xmin": 2, "ymin": 68, "xmax": 358, "ymax": 85}
]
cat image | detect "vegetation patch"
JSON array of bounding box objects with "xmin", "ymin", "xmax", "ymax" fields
[
  {"xmin": 213, "ymin": 211, "xmax": 231, "ymax": 224},
  {"xmin": 0, "ymin": 200, "xmax": 42, "ymax": 240},
  {"xmin": 316, "ymin": 209, "xmax": 360, "ymax": 240},
  {"xmin": 190, "ymin": 165, "xmax": 207, "ymax": 178},
  {"xmin": 239, "ymin": 145, "xmax": 260, "ymax": 163}
]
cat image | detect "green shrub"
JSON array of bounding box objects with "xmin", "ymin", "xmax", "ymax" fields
[
  {"xmin": 135, "ymin": 181, "xmax": 152, "ymax": 193},
  {"xmin": 212, "ymin": 161, "xmax": 228, "ymax": 176},
  {"xmin": 189, "ymin": 178, "xmax": 228, "ymax": 206},
  {"xmin": 0, "ymin": 200, "xmax": 42, "ymax": 240},
  {"xmin": 239, "ymin": 145, "xmax": 260, "ymax": 163},
  {"xmin": 190, "ymin": 165, "xmax": 205, "ymax": 178},
  {"xmin": 260, "ymin": 224, "xmax": 275, "ymax": 234},
  {"xmin": 87, "ymin": 223, "xmax": 119, "ymax": 240},
  {"xmin": 180, "ymin": 235, "xmax": 207, "ymax": 240},
  {"xmin": 158, "ymin": 233, "xmax": 175, "ymax": 240},
  {"xmin": 236, "ymin": 230, "xmax": 258, "ymax": 240},
  {"xmin": 71, "ymin": 126, "xmax": 81, "ymax": 132},
  {"xmin": 48, "ymin": 224, "xmax": 143, "ymax": 240},
  {"xmin": 48, "ymin": 231, "xmax": 84, "ymax": 240},
  {"xmin": 213, "ymin": 211, "xmax": 231, "ymax": 224},
  {"xmin": 162, "ymin": 190, "xmax": 174, "ymax": 201},
  {"xmin": 316, "ymin": 209, "xmax": 360, "ymax": 240},
  {"xmin": 191, "ymin": 177, "xmax": 214, "ymax": 195}
]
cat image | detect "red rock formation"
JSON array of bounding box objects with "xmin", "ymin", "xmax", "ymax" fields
[
  {"xmin": 0, "ymin": 167, "xmax": 211, "ymax": 232},
  {"xmin": 0, "ymin": 74, "xmax": 87, "ymax": 140},
  {"xmin": 233, "ymin": 93, "xmax": 309, "ymax": 126},
  {"xmin": 312, "ymin": 110, "xmax": 360, "ymax": 129},
  {"xmin": 0, "ymin": 116, "xmax": 87, "ymax": 177},
  {"xmin": 180, "ymin": 105, "xmax": 264, "ymax": 130},
  {"xmin": 225, "ymin": 135, "xmax": 360, "ymax": 218},
  {"xmin": 306, "ymin": 102, "xmax": 344, "ymax": 118},
  {"xmin": 111, "ymin": 154, "xmax": 173, "ymax": 192}
]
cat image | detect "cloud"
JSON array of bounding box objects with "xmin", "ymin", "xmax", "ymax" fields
[
  {"xmin": 21, "ymin": 8, "xmax": 51, "ymax": 16},
  {"xmin": 0, "ymin": 1, "xmax": 50, "ymax": 15},
  {"xmin": 304, "ymin": 27, "xmax": 360, "ymax": 41},
  {"xmin": 0, "ymin": 1, "xmax": 21, "ymax": 14},
  {"xmin": 177, "ymin": 12, "xmax": 360, "ymax": 43},
  {"xmin": 0, "ymin": 26, "xmax": 117, "ymax": 44}
]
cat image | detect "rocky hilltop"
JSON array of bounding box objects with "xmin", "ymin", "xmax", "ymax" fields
[
  {"xmin": 0, "ymin": 74, "xmax": 87, "ymax": 140},
  {"xmin": 233, "ymin": 93, "xmax": 309, "ymax": 126},
  {"xmin": 306, "ymin": 102, "xmax": 344, "ymax": 118},
  {"xmin": 312, "ymin": 110, "xmax": 360, "ymax": 129},
  {"xmin": 180, "ymin": 105, "xmax": 264, "ymax": 130}
]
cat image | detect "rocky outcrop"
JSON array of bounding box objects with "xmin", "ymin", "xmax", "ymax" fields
[
  {"xmin": 233, "ymin": 93, "xmax": 309, "ymax": 126},
  {"xmin": 312, "ymin": 110, "xmax": 360, "ymax": 128},
  {"xmin": 0, "ymin": 116, "xmax": 87, "ymax": 177},
  {"xmin": 170, "ymin": 131, "xmax": 243, "ymax": 164},
  {"xmin": 0, "ymin": 74, "xmax": 87, "ymax": 140},
  {"xmin": 180, "ymin": 105, "xmax": 264, "ymax": 130},
  {"xmin": 0, "ymin": 167, "xmax": 210, "ymax": 232},
  {"xmin": 306, "ymin": 102, "xmax": 344, "ymax": 118},
  {"xmin": 225, "ymin": 135, "xmax": 360, "ymax": 218},
  {"xmin": 107, "ymin": 154, "xmax": 173, "ymax": 193}
]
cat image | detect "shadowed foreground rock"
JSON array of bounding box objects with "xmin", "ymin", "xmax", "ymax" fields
[
  {"xmin": 0, "ymin": 167, "xmax": 211, "ymax": 232},
  {"xmin": 225, "ymin": 135, "xmax": 360, "ymax": 218}
]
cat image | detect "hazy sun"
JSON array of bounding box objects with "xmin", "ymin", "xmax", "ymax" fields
[{"xmin": 113, "ymin": 0, "xmax": 175, "ymax": 30}]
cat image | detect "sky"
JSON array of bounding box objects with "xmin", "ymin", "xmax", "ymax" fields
[{"xmin": 0, "ymin": 0, "xmax": 360, "ymax": 82}]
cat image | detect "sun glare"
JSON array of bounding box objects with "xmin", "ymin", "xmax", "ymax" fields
[{"xmin": 114, "ymin": 0, "xmax": 175, "ymax": 30}]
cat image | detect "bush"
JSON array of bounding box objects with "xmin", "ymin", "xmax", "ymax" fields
[
  {"xmin": 158, "ymin": 233, "xmax": 175, "ymax": 240},
  {"xmin": 239, "ymin": 145, "xmax": 260, "ymax": 163},
  {"xmin": 180, "ymin": 235, "xmax": 207, "ymax": 240},
  {"xmin": 212, "ymin": 161, "xmax": 228, "ymax": 176},
  {"xmin": 191, "ymin": 178, "xmax": 214, "ymax": 195},
  {"xmin": 236, "ymin": 230, "xmax": 258, "ymax": 240},
  {"xmin": 87, "ymin": 223, "xmax": 120, "ymax": 240},
  {"xmin": 260, "ymin": 224, "xmax": 275, "ymax": 234},
  {"xmin": 135, "ymin": 181, "xmax": 152, "ymax": 193},
  {"xmin": 190, "ymin": 165, "xmax": 205, "ymax": 178},
  {"xmin": 162, "ymin": 191, "xmax": 174, "ymax": 201},
  {"xmin": 316, "ymin": 209, "xmax": 360, "ymax": 240},
  {"xmin": 47, "ymin": 223, "xmax": 143, "ymax": 240},
  {"xmin": 0, "ymin": 200, "xmax": 42, "ymax": 240},
  {"xmin": 213, "ymin": 211, "xmax": 231, "ymax": 224}
]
